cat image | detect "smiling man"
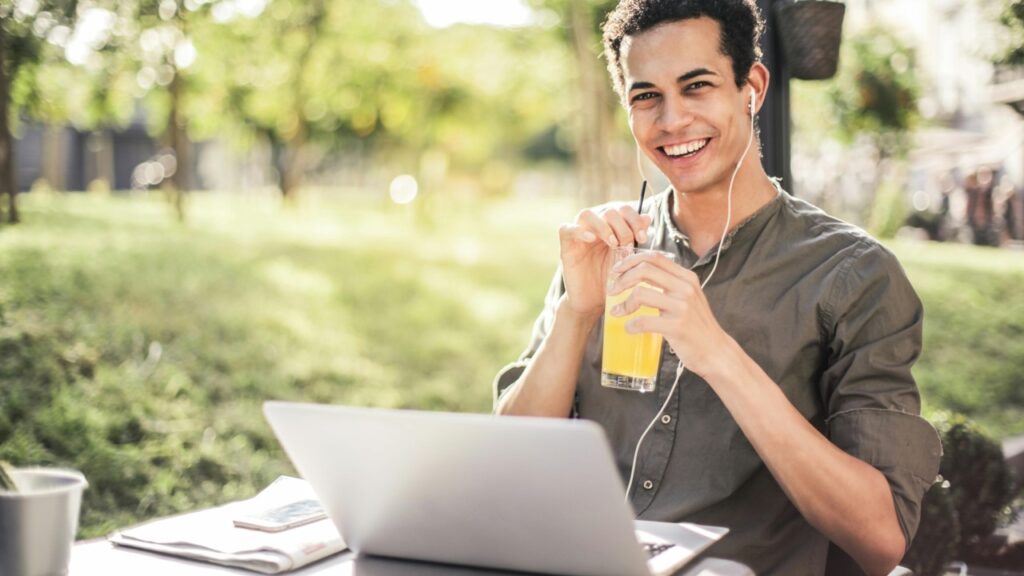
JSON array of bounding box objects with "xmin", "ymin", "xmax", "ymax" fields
[{"xmin": 493, "ymin": 1, "xmax": 941, "ymax": 575}]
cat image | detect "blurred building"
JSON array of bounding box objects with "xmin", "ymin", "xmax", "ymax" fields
[
  {"xmin": 794, "ymin": 0, "xmax": 1024, "ymax": 242},
  {"xmin": 16, "ymin": 120, "xmax": 157, "ymax": 192}
]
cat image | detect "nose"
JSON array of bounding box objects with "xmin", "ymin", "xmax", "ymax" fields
[{"xmin": 655, "ymin": 93, "xmax": 694, "ymax": 133}]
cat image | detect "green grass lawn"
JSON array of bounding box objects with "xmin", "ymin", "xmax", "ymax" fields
[
  {"xmin": 0, "ymin": 191, "xmax": 1021, "ymax": 537},
  {"xmin": 889, "ymin": 240, "xmax": 1024, "ymax": 435}
]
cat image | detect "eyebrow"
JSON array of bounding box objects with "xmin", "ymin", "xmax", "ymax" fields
[{"xmin": 627, "ymin": 68, "xmax": 719, "ymax": 93}]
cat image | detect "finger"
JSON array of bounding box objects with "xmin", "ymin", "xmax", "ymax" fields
[
  {"xmin": 625, "ymin": 315, "xmax": 679, "ymax": 336},
  {"xmin": 609, "ymin": 261, "xmax": 681, "ymax": 297},
  {"xmin": 577, "ymin": 209, "xmax": 619, "ymax": 247},
  {"xmin": 610, "ymin": 285, "xmax": 677, "ymax": 317},
  {"xmin": 602, "ymin": 208, "xmax": 635, "ymax": 247},
  {"xmin": 559, "ymin": 223, "xmax": 598, "ymax": 244},
  {"xmin": 618, "ymin": 253, "xmax": 702, "ymax": 292},
  {"xmin": 613, "ymin": 250, "xmax": 688, "ymax": 282},
  {"xmin": 615, "ymin": 205, "xmax": 653, "ymax": 245}
]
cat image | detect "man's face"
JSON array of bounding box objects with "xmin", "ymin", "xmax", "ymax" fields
[{"xmin": 622, "ymin": 17, "xmax": 752, "ymax": 195}]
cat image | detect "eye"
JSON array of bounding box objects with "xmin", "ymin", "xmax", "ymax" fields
[
  {"xmin": 630, "ymin": 92, "xmax": 658, "ymax": 105},
  {"xmin": 685, "ymin": 81, "xmax": 712, "ymax": 91}
]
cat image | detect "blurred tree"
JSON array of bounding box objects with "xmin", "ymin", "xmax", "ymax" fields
[
  {"xmin": 0, "ymin": 0, "xmax": 223, "ymax": 220},
  {"xmin": 902, "ymin": 480, "xmax": 960, "ymax": 576},
  {"xmin": 203, "ymin": 0, "xmax": 331, "ymax": 201},
  {"xmin": 34, "ymin": 0, "xmax": 230, "ymax": 219},
  {"xmin": 904, "ymin": 413, "xmax": 1023, "ymax": 572},
  {"xmin": 118, "ymin": 0, "xmax": 217, "ymax": 221},
  {"xmin": 189, "ymin": 0, "xmax": 572, "ymax": 200},
  {"xmin": 0, "ymin": 0, "xmax": 79, "ymax": 225},
  {"xmin": 829, "ymin": 27, "xmax": 921, "ymax": 160},
  {"xmin": 188, "ymin": 0, "xmax": 425, "ymax": 200},
  {"xmin": 825, "ymin": 27, "xmax": 921, "ymax": 233},
  {"xmin": 3, "ymin": 0, "xmax": 586, "ymax": 215},
  {"xmin": 399, "ymin": 17, "xmax": 573, "ymax": 189},
  {"xmin": 938, "ymin": 416, "xmax": 1019, "ymax": 556},
  {"xmin": 3, "ymin": 0, "xmax": 576, "ymax": 207},
  {"xmin": 997, "ymin": 0, "xmax": 1024, "ymax": 66},
  {"xmin": 527, "ymin": 0, "xmax": 625, "ymax": 205}
]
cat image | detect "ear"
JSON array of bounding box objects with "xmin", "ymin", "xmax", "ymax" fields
[{"xmin": 745, "ymin": 62, "xmax": 770, "ymax": 116}]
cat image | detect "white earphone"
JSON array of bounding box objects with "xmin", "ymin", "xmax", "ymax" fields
[{"xmin": 623, "ymin": 81, "xmax": 761, "ymax": 506}]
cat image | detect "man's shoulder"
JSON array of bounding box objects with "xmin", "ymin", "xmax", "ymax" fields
[
  {"xmin": 776, "ymin": 192, "xmax": 915, "ymax": 305},
  {"xmin": 777, "ymin": 191, "xmax": 894, "ymax": 259},
  {"xmin": 770, "ymin": 192, "xmax": 914, "ymax": 298}
]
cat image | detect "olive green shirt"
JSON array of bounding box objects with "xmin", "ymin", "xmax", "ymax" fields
[{"xmin": 494, "ymin": 186, "xmax": 942, "ymax": 575}]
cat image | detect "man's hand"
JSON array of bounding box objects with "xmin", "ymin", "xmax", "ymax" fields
[
  {"xmin": 606, "ymin": 250, "xmax": 730, "ymax": 378},
  {"xmin": 607, "ymin": 251, "xmax": 908, "ymax": 576},
  {"xmin": 558, "ymin": 204, "xmax": 652, "ymax": 318}
]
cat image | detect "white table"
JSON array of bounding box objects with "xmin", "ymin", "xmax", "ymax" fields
[{"xmin": 72, "ymin": 539, "xmax": 755, "ymax": 575}]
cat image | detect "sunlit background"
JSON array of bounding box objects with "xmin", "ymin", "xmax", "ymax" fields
[
  {"xmin": 1, "ymin": 0, "xmax": 1023, "ymax": 572},
  {"xmin": 413, "ymin": 0, "xmax": 534, "ymax": 27}
]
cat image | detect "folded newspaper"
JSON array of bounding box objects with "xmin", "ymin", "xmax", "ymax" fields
[{"xmin": 108, "ymin": 476, "xmax": 346, "ymax": 573}]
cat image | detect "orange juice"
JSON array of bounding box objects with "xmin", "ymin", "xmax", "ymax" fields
[{"xmin": 601, "ymin": 283, "xmax": 663, "ymax": 393}]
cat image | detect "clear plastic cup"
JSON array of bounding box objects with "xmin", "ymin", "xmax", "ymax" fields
[{"xmin": 601, "ymin": 246, "xmax": 675, "ymax": 393}]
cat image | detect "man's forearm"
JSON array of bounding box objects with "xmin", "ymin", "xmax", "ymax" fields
[
  {"xmin": 495, "ymin": 295, "xmax": 599, "ymax": 418},
  {"xmin": 703, "ymin": 338, "xmax": 906, "ymax": 576}
]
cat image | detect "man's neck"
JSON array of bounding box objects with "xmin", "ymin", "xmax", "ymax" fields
[{"xmin": 670, "ymin": 160, "xmax": 778, "ymax": 258}]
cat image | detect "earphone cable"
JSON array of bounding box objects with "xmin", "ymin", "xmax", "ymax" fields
[{"xmin": 624, "ymin": 92, "xmax": 758, "ymax": 504}]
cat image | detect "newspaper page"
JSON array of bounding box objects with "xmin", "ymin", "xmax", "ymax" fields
[{"xmin": 109, "ymin": 476, "xmax": 346, "ymax": 574}]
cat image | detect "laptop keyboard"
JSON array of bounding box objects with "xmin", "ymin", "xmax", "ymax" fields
[{"xmin": 643, "ymin": 542, "xmax": 673, "ymax": 558}]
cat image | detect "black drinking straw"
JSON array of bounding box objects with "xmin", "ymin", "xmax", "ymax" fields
[{"xmin": 634, "ymin": 180, "xmax": 648, "ymax": 248}]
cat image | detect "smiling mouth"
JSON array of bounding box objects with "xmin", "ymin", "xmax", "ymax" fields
[{"xmin": 660, "ymin": 138, "xmax": 711, "ymax": 158}]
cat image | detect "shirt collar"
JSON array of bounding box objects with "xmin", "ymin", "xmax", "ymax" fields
[{"xmin": 655, "ymin": 178, "xmax": 785, "ymax": 265}]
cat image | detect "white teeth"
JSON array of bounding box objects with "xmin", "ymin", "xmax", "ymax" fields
[{"xmin": 664, "ymin": 139, "xmax": 709, "ymax": 157}]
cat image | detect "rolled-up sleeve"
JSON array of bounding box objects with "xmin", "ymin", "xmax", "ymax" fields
[
  {"xmin": 828, "ymin": 409, "xmax": 941, "ymax": 549},
  {"xmin": 820, "ymin": 240, "xmax": 942, "ymax": 549},
  {"xmin": 492, "ymin": 269, "xmax": 565, "ymax": 408}
]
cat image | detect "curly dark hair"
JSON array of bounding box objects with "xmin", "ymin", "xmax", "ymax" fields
[{"xmin": 602, "ymin": 0, "xmax": 765, "ymax": 102}]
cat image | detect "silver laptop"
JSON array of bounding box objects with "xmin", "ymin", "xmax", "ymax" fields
[{"xmin": 263, "ymin": 402, "xmax": 726, "ymax": 576}]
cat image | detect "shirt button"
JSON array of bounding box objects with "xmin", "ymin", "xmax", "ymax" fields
[
  {"xmin": 661, "ymin": 415, "xmax": 672, "ymax": 425},
  {"xmin": 642, "ymin": 480, "xmax": 654, "ymax": 490}
]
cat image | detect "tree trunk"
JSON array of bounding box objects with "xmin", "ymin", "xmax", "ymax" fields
[
  {"xmin": 269, "ymin": 134, "xmax": 301, "ymax": 201},
  {"xmin": 275, "ymin": 0, "xmax": 326, "ymax": 202},
  {"xmin": 0, "ymin": 25, "xmax": 17, "ymax": 224},
  {"xmin": 281, "ymin": 145, "xmax": 303, "ymax": 202},
  {"xmin": 270, "ymin": 134, "xmax": 285, "ymax": 195},
  {"xmin": 164, "ymin": 69, "xmax": 188, "ymax": 222},
  {"xmin": 85, "ymin": 131, "xmax": 115, "ymax": 191},
  {"xmin": 568, "ymin": 0, "xmax": 616, "ymax": 207},
  {"xmin": 43, "ymin": 125, "xmax": 65, "ymax": 191}
]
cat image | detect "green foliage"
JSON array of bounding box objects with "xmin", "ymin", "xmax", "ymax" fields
[
  {"xmin": 0, "ymin": 192, "xmax": 571, "ymax": 536},
  {"xmin": 1, "ymin": 0, "xmax": 80, "ymax": 126},
  {"xmin": 866, "ymin": 177, "xmax": 909, "ymax": 239},
  {"xmin": 2, "ymin": 195, "xmax": 1023, "ymax": 540},
  {"xmin": 791, "ymin": 74, "xmax": 839, "ymax": 150},
  {"xmin": 890, "ymin": 240, "xmax": 1024, "ymax": 438},
  {"xmin": 6, "ymin": 1, "xmax": 575, "ymax": 180},
  {"xmin": 903, "ymin": 481, "xmax": 960, "ymax": 576},
  {"xmin": 190, "ymin": 0, "xmax": 571, "ymax": 171},
  {"xmin": 933, "ymin": 414, "xmax": 1019, "ymax": 555},
  {"xmin": 997, "ymin": 0, "xmax": 1024, "ymax": 66},
  {"xmin": 828, "ymin": 27, "xmax": 921, "ymax": 158},
  {"xmin": 904, "ymin": 414, "xmax": 1021, "ymax": 574},
  {"xmin": 0, "ymin": 460, "xmax": 18, "ymax": 491}
]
